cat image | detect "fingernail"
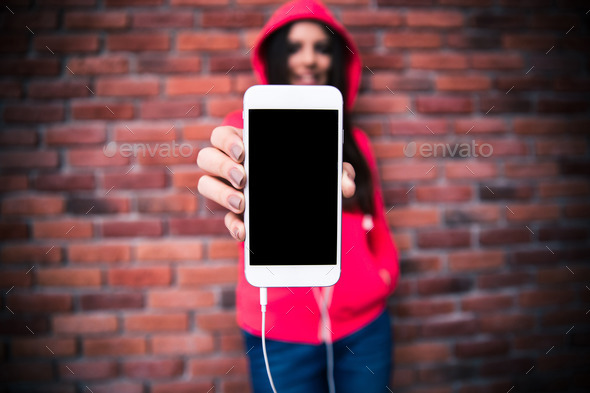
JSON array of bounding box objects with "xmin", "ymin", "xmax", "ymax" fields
[
  {"xmin": 233, "ymin": 228, "xmax": 240, "ymax": 239},
  {"xmin": 230, "ymin": 144, "xmax": 243, "ymax": 161},
  {"xmin": 228, "ymin": 195, "xmax": 242, "ymax": 211},
  {"xmin": 229, "ymin": 168, "xmax": 244, "ymax": 188}
]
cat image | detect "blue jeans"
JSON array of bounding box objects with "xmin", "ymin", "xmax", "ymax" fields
[{"xmin": 243, "ymin": 311, "xmax": 393, "ymax": 393}]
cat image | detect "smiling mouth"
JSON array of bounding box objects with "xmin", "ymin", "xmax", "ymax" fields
[{"xmin": 293, "ymin": 74, "xmax": 320, "ymax": 85}]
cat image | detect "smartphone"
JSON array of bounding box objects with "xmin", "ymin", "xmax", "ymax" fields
[{"xmin": 243, "ymin": 85, "xmax": 343, "ymax": 288}]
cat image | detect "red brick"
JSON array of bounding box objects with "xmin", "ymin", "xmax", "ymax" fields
[
  {"xmin": 479, "ymin": 314, "xmax": 535, "ymax": 333},
  {"xmin": 69, "ymin": 243, "xmax": 131, "ymax": 263},
  {"xmin": 71, "ymin": 101, "xmax": 134, "ymax": 120},
  {"xmin": 68, "ymin": 147, "xmax": 130, "ymax": 167},
  {"xmin": 454, "ymin": 118, "xmax": 507, "ymax": 134},
  {"xmin": 362, "ymin": 53, "xmax": 404, "ymax": 70},
  {"xmin": 208, "ymin": 239, "xmax": 240, "ymax": 259},
  {"xmin": 0, "ymin": 128, "xmax": 37, "ymax": 146},
  {"xmin": 455, "ymin": 339, "xmax": 510, "ymax": 358},
  {"xmin": 538, "ymin": 226, "xmax": 588, "ymax": 242},
  {"xmin": 470, "ymin": 53, "xmax": 524, "ymax": 69},
  {"xmin": 169, "ymin": 217, "xmax": 227, "ymax": 235},
  {"xmin": 0, "ymin": 270, "xmax": 32, "ymax": 288},
  {"xmin": 108, "ymin": 267, "xmax": 171, "ymax": 287},
  {"xmin": 53, "ymin": 314, "xmax": 118, "ymax": 334},
  {"xmin": 446, "ymin": 162, "xmax": 496, "ymax": 179},
  {"xmin": 135, "ymin": 143, "xmax": 198, "ymax": 166},
  {"xmin": 150, "ymin": 334, "xmax": 215, "ymax": 355},
  {"xmin": 502, "ymin": 33, "xmax": 556, "ymax": 50},
  {"xmin": 407, "ymin": 11, "xmax": 463, "ymax": 27},
  {"xmin": 166, "ymin": 76, "xmax": 231, "ymax": 95},
  {"xmin": 177, "ymin": 32, "xmax": 240, "ymax": 51},
  {"xmin": 107, "ymin": 32, "xmax": 169, "ymax": 51},
  {"xmin": 64, "ymin": 11, "xmax": 128, "ymax": 29},
  {"xmin": 389, "ymin": 119, "xmax": 448, "ymax": 135},
  {"xmin": 395, "ymin": 299, "xmax": 455, "ymax": 318},
  {"xmin": 107, "ymin": 0, "xmax": 164, "ymax": 5},
  {"xmin": 395, "ymin": 342, "xmax": 450, "ymax": 364},
  {"xmin": 206, "ymin": 97, "xmax": 242, "ymax": 118},
  {"xmin": 383, "ymin": 32, "xmax": 441, "ymax": 49},
  {"xmin": 536, "ymin": 139, "xmax": 587, "ymax": 156},
  {"xmin": 151, "ymin": 381, "xmax": 213, "ymax": 393},
  {"xmin": 448, "ymin": 250, "xmax": 505, "ymax": 272},
  {"xmin": 178, "ymin": 265, "xmax": 238, "ymax": 286},
  {"xmin": 28, "ymin": 81, "xmax": 89, "ymax": 99},
  {"xmin": 35, "ymin": 34, "xmax": 99, "ymax": 52},
  {"xmin": 461, "ymin": 293, "xmax": 513, "ymax": 312},
  {"xmin": 411, "ymin": 54, "xmax": 468, "ymax": 69},
  {"xmin": 67, "ymin": 56, "xmax": 129, "ymax": 75},
  {"xmin": 96, "ymin": 77, "xmax": 159, "ymax": 97},
  {"xmin": 415, "ymin": 186, "xmax": 472, "ymax": 202},
  {"xmin": 380, "ymin": 163, "xmax": 437, "ymax": 181},
  {"xmin": 189, "ymin": 355, "xmax": 247, "ymax": 377},
  {"xmin": 132, "ymin": 11, "xmax": 193, "ymax": 28},
  {"xmin": 1, "ymin": 34, "xmax": 29, "ymax": 53},
  {"xmin": 36, "ymin": 268, "xmax": 101, "ymax": 287},
  {"xmin": 195, "ymin": 311, "xmax": 238, "ymax": 331},
  {"xmin": 102, "ymin": 219, "xmax": 162, "ymax": 237},
  {"xmin": 399, "ymin": 255, "xmax": 442, "ymax": 274},
  {"xmin": 2, "ymin": 196, "xmax": 64, "ymax": 216},
  {"xmin": 505, "ymin": 162, "xmax": 558, "ymax": 178},
  {"xmin": 172, "ymin": 169, "xmax": 204, "ymax": 189},
  {"xmin": 542, "ymin": 309, "xmax": 588, "ymax": 327},
  {"xmin": 480, "ymin": 227, "xmax": 530, "ymax": 245},
  {"xmin": 0, "ymin": 175, "xmax": 28, "ymax": 191},
  {"xmin": 417, "ymin": 229, "xmax": 471, "ymax": 248},
  {"xmin": 0, "ymin": 80, "xmax": 22, "ymax": 98},
  {"xmin": 421, "ymin": 316, "xmax": 478, "ymax": 338},
  {"xmin": 148, "ymin": 289, "xmax": 215, "ymax": 309},
  {"xmin": 519, "ymin": 289, "xmax": 575, "ymax": 308},
  {"xmin": 59, "ymin": 360, "xmax": 117, "ymax": 380},
  {"xmin": 0, "ymin": 221, "xmax": 28, "ymax": 240},
  {"xmin": 478, "ymin": 271, "xmax": 532, "ymax": 289},
  {"xmin": 68, "ymin": 196, "xmax": 129, "ymax": 214},
  {"xmin": 353, "ymin": 94, "xmax": 409, "ymax": 114},
  {"xmin": 102, "ymin": 171, "xmax": 166, "ymax": 190},
  {"xmin": 387, "ymin": 207, "xmax": 439, "ymax": 228},
  {"xmin": 6, "ymin": 293, "xmax": 72, "ymax": 312},
  {"xmin": 537, "ymin": 267, "xmax": 590, "ymax": 285},
  {"xmin": 81, "ymin": 292, "xmax": 143, "ymax": 310},
  {"xmin": 416, "ymin": 96, "xmax": 473, "ymax": 113},
  {"xmin": 12, "ymin": 338, "xmax": 76, "ymax": 357},
  {"xmin": 371, "ymin": 141, "xmax": 406, "ymax": 159},
  {"xmin": 341, "ymin": 10, "xmax": 402, "ymax": 26},
  {"xmin": 125, "ymin": 313, "xmax": 188, "ymax": 332},
  {"xmin": 202, "ymin": 11, "xmax": 264, "ymax": 27},
  {"xmin": 183, "ymin": 122, "xmax": 218, "ymax": 141},
  {"xmin": 136, "ymin": 240, "xmax": 202, "ymax": 261},
  {"xmin": 33, "ymin": 220, "xmax": 93, "ymax": 239},
  {"xmin": 371, "ymin": 73, "xmax": 432, "ymax": 92},
  {"xmin": 436, "ymin": 75, "xmax": 491, "ymax": 91},
  {"xmin": 84, "ymin": 337, "xmax": 146, "ymax": 356},
  {"xmin": 137, "ymin": 55, "xmax": 201, "ymax": 73},
  {"xmin": 140, "ymin": 100, "xmax": 201, "ymax": 119},
  {"xmin": 46, "ymin": 123, "xmax": 106, "ymax": 145},
  {"xmin": 0, "ymin": 151, "xmax": 58, "ymax": 169},
  {"xmin": 1, "ymin": 244, "xmax": 62, "ymax": 265},
  {"xmin": 505, "ymin": 204, "xmax": 560, "ymax": 221},
  {"xmin": 4, "ymin": 103, "xmax": 64, "ymax": 123},
  {"xmin": 123, "ymin": 359, "xmax": 184, "ymax": 378}
]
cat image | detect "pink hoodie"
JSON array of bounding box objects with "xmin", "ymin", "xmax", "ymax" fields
[{"xmin": 222, "ymin": 0, "xmax": 399, "ymax": 344}]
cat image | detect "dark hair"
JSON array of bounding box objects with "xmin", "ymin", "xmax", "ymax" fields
[{"xmin": 263, "ymin": 20, "xmax": 375, "ymax": 215}]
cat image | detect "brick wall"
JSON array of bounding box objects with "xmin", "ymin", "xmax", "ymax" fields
[{"xmin": 1, "ymin": 0, "xmax": 589, "ymax": 392}]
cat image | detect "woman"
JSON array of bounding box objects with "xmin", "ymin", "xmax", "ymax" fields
[{"xmin": 197, "ymin": 1, "xmax": 399, "ymax": 392}]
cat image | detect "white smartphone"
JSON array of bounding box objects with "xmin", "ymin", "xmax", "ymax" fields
[{"xmin": 243, "ymin": 85, "xmax": 343, "ymax": 288}]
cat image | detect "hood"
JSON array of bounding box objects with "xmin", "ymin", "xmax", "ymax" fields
[{"xmin": 250, "ymin": 0, "xmax": 362, "ymax": 110}]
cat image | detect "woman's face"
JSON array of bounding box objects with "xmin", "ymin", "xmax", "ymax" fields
[{"xmin": 287, "ymin": 21, "xmax": 332, "ymax": 85}]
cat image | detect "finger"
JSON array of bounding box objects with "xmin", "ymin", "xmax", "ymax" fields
[
  {"xmin": 211, "ymin": 125, "xmax": 244, "ymax": 163},
  {"xmin": 342, "ymin": 162, "xmax": 356, "ymax": 198},
  {"xmin": 225, "ymin": 211, "xmax": 245, "ymax": 241},
  {"xmin": 197, "ymin": 147, "xmax": 246, "ymax": 189},
  {"xmin": 197, "ymin": 175, "xmax": 244, "ymax": 214}
]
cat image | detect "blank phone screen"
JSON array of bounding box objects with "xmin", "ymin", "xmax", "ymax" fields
[{"xmin": 247, "ymin": 109, "xmax": 339, "ymax": 266}]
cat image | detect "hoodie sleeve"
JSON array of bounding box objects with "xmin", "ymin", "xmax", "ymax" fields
[
  {"xmin": 221, "ymin": 110, "xmax": 244, "ymax": 129},
  {"xmin": 352, "ymin": 128, "xmax": 399, "ymax": 294}
]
